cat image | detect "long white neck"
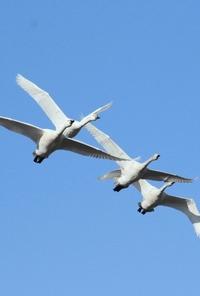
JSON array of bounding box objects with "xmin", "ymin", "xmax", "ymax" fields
[
  {"xmin": 57, "ymin": 125, "xmax": 69, "ymax": 137},
  {"xmin": 159, "ymin": 182, "xmax": 174, "ymax": 194},
  {"xmin": 133, "ymin": 179, "xmax": 155, "ymax": 194},
  {"xmin": 142, "ymin": 154, "xmax": 159, "ymax": 169},
  {"xmin": 79, "ymin": 116, "xmax": 93, "ymax": 127}
]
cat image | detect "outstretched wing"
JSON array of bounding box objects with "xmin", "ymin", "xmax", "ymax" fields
[
  {"xmin": 0, "ymin": 116, "xmax": 43, "ymax": 142},
  {"xmin": 16, "ymin": 74, "xmax": 69, "ymax": 129},
  {"xmin": 143, "ymin": 168, "xmax": 193, "ymax": 183},
  {"xmin": 90, "ymin": 102, "xmax": 112, "ymax": 116},
  {"xmin": 58, "ymin": 137, "xmax": 125, "ymax": 161},
  {"xmin": 99, "ymin": 169, "xmax": 121, "ymax": 180},
  {"xmin": 160, "ymin": 193, "xmax": 200, "ymax": 237},
  {"xmin": 85, "ymin": 123, "xmax": 130, "ymax": 167}
]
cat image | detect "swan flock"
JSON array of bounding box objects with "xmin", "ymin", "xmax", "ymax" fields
[{"xmin": 1, "ymin": 74, "xmax": 199, "ymax": 237}]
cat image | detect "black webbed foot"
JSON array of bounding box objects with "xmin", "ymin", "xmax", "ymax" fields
[
  {"xmin": 33, "ymin": 155, "xmax": 45, "ymax": 163},
  {"xmin": 113, "ymin": 184, "xmax": 124, "ymax": 192}
]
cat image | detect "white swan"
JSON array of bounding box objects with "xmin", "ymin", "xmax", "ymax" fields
[
  {"xmin": 0, "ymin": 117, "xmax": 125, "ymax": 163},
  {"xmin": 16, "ymin": 74, "xmax": 112, "ymax": 138},
  {"xmin": 135, "ymin": 180, "xmax": 200, "ymax": 237},
  {"xmin": 85, "ymin": 123, "xmax": 192, "ymax": 191}
]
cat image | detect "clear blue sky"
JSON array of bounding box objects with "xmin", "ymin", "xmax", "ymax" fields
[{"xmin": 0, "ymin": 0, "xmax": 199, "ymax": 295}]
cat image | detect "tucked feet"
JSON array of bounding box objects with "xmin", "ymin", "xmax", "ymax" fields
[
  {"xmin": 113, "ymin": 184, "xmax": 125, "ymax": 192},
  {"xmin": 137, "ymin": 203, "xmax": 147, "ymax": 215},
  {"xmin": 137, "ymin": 207, "xmax": 146, "ymax": 215},
  {"xmin": 33, "ymin": 155, "xmax": 45, "ymax": 163}
]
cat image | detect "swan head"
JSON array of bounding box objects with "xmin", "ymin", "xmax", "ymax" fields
[
  {"xmin": 60, "ymin": 120, "xmax": 75, "ymax": 134},
  {"xmin": 165, "ymin": 181, "xmax": 175, "ymax": 187},
  {"xmin": 152, "ymin": 153, "xmax": 160, "ymax": 161},
  {"xmin": 160, "ymin": 181, "xmax": 175, "ymax": 193},
  {"xmin": 67, "ymin": 119, "xmax": 75, "ymax": 127},
  {"xmin": 89, "ymin": 113, "xmax": 100, "ymax": 121}
]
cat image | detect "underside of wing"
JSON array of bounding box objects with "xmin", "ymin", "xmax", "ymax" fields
[
  {"xmin": 91, "ymin": 102, "xmax": 113, "ymax": 115},
  {"xmin": 0, "ymin": 116, "xmax": 43, "ymax": 143},
  {"xmin": 132, "ymin": 179, "xmax": 156, "ymax": 194},
  {"xmin": 85, "ymin": 123, "xmax": 131, "ymax": 164},
  {"xmin": 99, "ymin": 169, "xmax": 121, "ymax": 180},
  {"xmin": 16, "ymin": 74, "xmax": 69, "ymax": 129},
  {"xmin": 143, "ymin": 169, "xmax": 193, "ymax": 183},
  {"xmin": 160, "ymin": 193, "xmax": 200, "ymax": 237},
  {"xmin": 59, "ymin": 137, "xmax": 125, "ymax": 160}
]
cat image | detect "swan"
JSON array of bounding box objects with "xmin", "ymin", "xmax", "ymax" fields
[
  {"xmin": 0, "ymin": 117, "xmax": 125, "ymax": 163},
  {"xmin": 135, "ymin": 180, "xmax": 200, "ymax": 237},
  {"xmin": 85, "ymin": 123, "xmax": 193, "ymax": 191},
  {"xmin": 16, "ymin": 74, "xmax": 112, "ymax": 138}
]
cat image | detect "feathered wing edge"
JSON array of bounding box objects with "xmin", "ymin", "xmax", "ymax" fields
[
  {"xmin": 143, "ymin": 168, "xmax": 193, "ymax": 183},
  {"xmin": 16, "ymin": 74, "xmax": 69, "ymax": 129},
  {"xmin": 99, "ymin": 169, "xmax": 121, "ymax": 180},
  {"xmin": 187, "ymin": 199, "xmax": 200, "ymax": 237},
  {"xmin": 161, "ymin": 193, "xmax": 200, "ymax": 238},
  {"xmin": 59, "ymin": 137, "xmax": 127, "ymax": 161}
]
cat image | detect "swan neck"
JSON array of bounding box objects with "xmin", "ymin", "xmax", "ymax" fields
[
  {"xmin": 58, "ymin": 125, "xmax": 69, "ymax": 137},
  {"xmin": 79, "ymin": 116, "xmax": 91, "ymax": 127},
  {"xmin": 160, "ymin": 183, "xmax": 170, "ymax": 193},
  {"xmin": 143, "ymin": 157, "xmax": 153, "ymax": 168}
]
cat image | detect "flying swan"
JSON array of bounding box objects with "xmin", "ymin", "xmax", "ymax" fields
[
  {"xmin": 85, "ymin": 123, "xmax": 193, "ymax": 191},
  {"xmin": 0, "ymin": 117, "xmax": 125, "ymax": 163},
  {"xmin": 16, "ymin": 74, "xmax": 112, "ymax": 138},
  {"xmin": 134, "ymin": 180, "xmax": 200, "ymax": 237}
]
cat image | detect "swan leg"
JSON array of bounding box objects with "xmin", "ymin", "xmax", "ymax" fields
[
  {"xmin": 113, "ymin": 184, "xmax": 125, "ymax": 192},
  {"xmin": 141, "ymin": 209, "xmax": 146, "ymax": 215},
  {"xmin": 33, "ymin": 155, "xmax": 45, "ymax": 163},
  {"xmin": 137, "ymin": 204, "xmax": 146, "ymax": 215}
]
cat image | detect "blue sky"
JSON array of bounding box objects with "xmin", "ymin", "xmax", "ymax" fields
[{"xmin": 0, "ymin": 0, "xmax": 199, "ymax": 295}]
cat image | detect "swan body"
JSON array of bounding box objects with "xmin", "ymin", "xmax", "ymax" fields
[
  {"xmin": 85, "ymin": 123, "xmax": 192, "ymax": 191},
  {"xmin": 111, "ymin": 153, "xmax": 160, "ymax": 190},
  {"xmin": 16, "ymin": 74, "xmax": 112, "ymax": 138},
  {"xmin": 0, "ymin": 117, "xmax": 124, "ymax": 163},
  {"xmin": 135, "ymin": 180, "xmax": 200, "ymax": 237}
]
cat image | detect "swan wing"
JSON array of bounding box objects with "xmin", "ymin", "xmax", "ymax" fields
[
  {"xmin": 59, "ymin": 137, "xmax": 125, "ymax": 160},
  {"xmin": 143, "ymin": 169, "xmax": 193, "ymax": 183},
  {"xmin": 90, "ymin": 102, "xmax": 112, "ymax": 116},
  {"xmin": 160, "ymin": 193, "xmax": 200, "ymax": 237},
  {"xmin": 81, "ymin": 102, "xmax": 112, "ymax": 124},
  {"xmin": 16, "ymin": 74, "xmax": 69, "ymax": 129},
  {"xmin": 0, "ymin": 116, "xmax": 43, "ymax": 142},
  {"xmin": 85, "ymin": 123, "xmax": 130, "ymax": 166},
  {"xmin": 132, "ymin": 179, "xmax": 156, "ymax": 194},
  {"xmin": 99, "ymin": 169, "xmax": 121, "ymax": 180}
]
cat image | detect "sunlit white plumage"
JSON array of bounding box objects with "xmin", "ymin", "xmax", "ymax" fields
[
  {"xmin": 16, "ymin": 74, "xmax": 112, "ymax": 138},
  {"xmin": 134, "ymin": 180, "xmax": 200, "ymax": 237},
  {"xmin": 0, "ymin": 117, "xmax": 124, "ymax": 163},
  {"xmin": 85, "ymin": 123, "xmax": 192, "ymax": 191}
]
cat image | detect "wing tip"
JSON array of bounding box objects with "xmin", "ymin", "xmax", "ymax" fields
[
  {"xmin": 193, "ymin": 223, "xmax": 200, "ymax": 238},
  {"xmin": 164, "ymin": 176, "xmax": 193, "ymax": 183},
  {"xmin": 16, "ymin": 73, "xmax": 24, "ymax": 83}
]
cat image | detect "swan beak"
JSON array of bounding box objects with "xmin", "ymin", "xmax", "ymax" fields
[{"xmin": 69, "ymin": 119, "xmax": 75, "ymax": 126}]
